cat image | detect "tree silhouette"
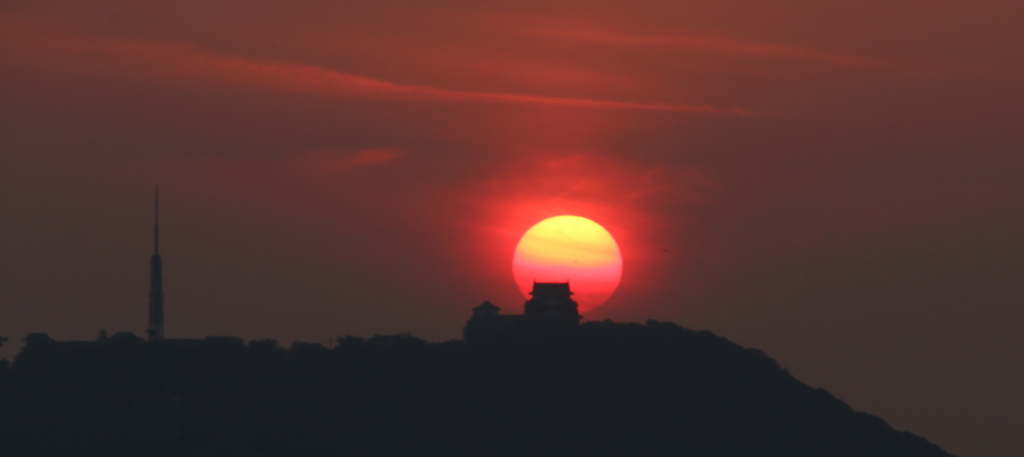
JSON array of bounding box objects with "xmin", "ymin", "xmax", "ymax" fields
[
  {"xmin": 0, "ymin": 322, "xmax": 953, "ymax": 457},
  {"xmin": 0, "ymin": 335, "xmax": 8, "ymax": 373}
]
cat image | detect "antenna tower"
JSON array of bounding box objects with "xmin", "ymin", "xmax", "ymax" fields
[{"xmin": 147, "ymin": 186, "xmax": 164, "ymax": 340}]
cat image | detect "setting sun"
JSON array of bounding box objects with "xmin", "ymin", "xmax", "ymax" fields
[{"xmin": 512, "ymin": 215, "xmax": 622, "ymax": 313}]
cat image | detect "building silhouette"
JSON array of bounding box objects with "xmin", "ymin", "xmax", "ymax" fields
[{"xmin": 464, "ymin": 282, "xmax": 581, "ymax": 339}]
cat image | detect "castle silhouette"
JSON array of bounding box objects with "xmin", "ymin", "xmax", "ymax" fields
[{"xmin": 464, "ymin": 282, "xmax": 582, "ymax": 339}]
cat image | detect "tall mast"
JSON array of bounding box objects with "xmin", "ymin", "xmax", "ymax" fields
[
  {"xmin": 147, "ymin": 186, "xmax": 164, "ymax": 341},
  {"xmin": 154, "ymin": 186, "xmax": 159, "ymax": 255}
]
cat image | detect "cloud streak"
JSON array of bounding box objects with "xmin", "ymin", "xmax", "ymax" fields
[
  {"xmin": 515, "ymin": 27, "xmax": 885, "ymax": 69},
  {"xmin": 0, "ymin": 22, "xmax": 750, "ymax": 115},
  {"xmin": 494, "ymin": 15, "xmax": 1013, "ymax": 79},
  {"xmin": 300, "ymin": 148, "xmax": 403, "ymax": 171}
]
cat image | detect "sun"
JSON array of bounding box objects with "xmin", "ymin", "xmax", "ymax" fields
[{"xmin": 512, "ymin": 215, "xmax": 623, "ymax": 313}]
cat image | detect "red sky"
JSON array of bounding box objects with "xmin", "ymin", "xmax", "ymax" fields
[{"xmin": 2, "ymin": 2, "xmax": 1023, "ymax": 455}]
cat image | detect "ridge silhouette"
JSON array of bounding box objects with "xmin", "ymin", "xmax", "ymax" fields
[{"xmin": 0, "ymin": 321, "xmax": 952, "ymax": 457}]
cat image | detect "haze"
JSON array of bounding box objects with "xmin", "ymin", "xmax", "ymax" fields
[{"xmin": 1, "ymin": 2, "xmax": 1022, "ymax": 456}]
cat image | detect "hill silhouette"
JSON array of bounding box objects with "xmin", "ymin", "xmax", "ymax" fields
[{"xmin": 0, "ymin": 321, "xmax": 952, "ymax": 457}]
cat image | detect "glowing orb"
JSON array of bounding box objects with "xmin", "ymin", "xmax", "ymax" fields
[{"xmin": 512, "ymin": 215, "xmax": 622, "ymax": 313}]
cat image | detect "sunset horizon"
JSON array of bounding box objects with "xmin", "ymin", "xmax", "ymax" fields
[{"xmin": 3, "ymin": 2, "xmax": 1023, "ymax": 455}]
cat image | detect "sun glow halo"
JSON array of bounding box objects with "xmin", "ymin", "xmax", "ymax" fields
[{"xmin": 512, "ymin": 215, "xmax": 622, "ymax": 313}]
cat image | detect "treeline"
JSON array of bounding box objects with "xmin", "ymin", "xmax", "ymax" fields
[{"xmin": 0, "ymin": 321, "xmax": 952, "ymax": 457}]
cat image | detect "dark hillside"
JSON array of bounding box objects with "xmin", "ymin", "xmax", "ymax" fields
[{"xmin": 0, "ymin": 322, "xmax": 952, "ymax": 457}]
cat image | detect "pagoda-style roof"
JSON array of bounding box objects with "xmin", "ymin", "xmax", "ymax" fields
[
  {"xmin": 524, "ymin": 282, "xmax": 580, "ymax": 320},
  {"xmin": 530, "ymin": 282, "xmax": 573, "ymax": 298},
  {"xmin": 464, "ymin": 286, "xmax": 580, "ymax": 340}
]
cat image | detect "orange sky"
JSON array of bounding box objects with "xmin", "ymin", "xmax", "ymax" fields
[{"xmin": 2, "ymin": 2, "xmax": 1023, "ymax": 455}]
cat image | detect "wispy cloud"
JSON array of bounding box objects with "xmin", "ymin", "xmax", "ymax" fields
[
  {"xmin": 494, "ymin": 15, "xmax": 1012, "ymax": 79},
  {"xmin": 300, "ymin": 148, "xmax": 403, "ymax": 171},
  {"xmin": 513, "ymin": 27, "xmax": 885, "ymax": 69},
  {"xmin": 0, "ymin": 21, "xmax": 751, "ymax": 115}
]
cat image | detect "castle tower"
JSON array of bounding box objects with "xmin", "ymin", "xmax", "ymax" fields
[
  {"xmin": 523, "ymin": 282, "xmax": 581, "ymax": 320},
  {"xmin": 147, "ymin": 187, "xmax": 164, "ymax": 341}
]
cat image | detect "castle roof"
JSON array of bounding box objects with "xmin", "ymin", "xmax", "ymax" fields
[{"xmin": 530, "ymin": 282, "xmax": 573, "ymax": 297}]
